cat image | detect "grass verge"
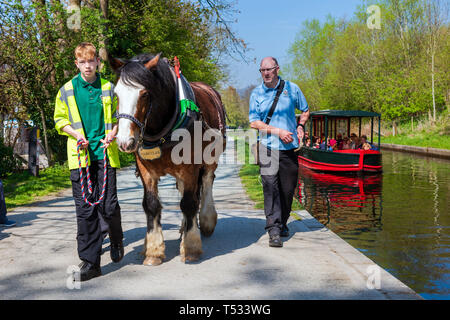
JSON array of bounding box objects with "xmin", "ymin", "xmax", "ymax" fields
[
  {"xmin": 235, "ymin": 137, "xmax": 303, "ymax": 211},
  {"xmin": 379, "ymin": 111, "xmax": 450, "ymax": 150},
  {"xmin": 380, "ymin": 132, "xmax": 450, "ymax": 150},
  {"xmin": 3, "ymin": 152, "xmax": 136, "ymax": 210}
]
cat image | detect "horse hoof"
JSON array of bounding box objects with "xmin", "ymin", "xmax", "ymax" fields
[
  {"xmin": 181, "ymin": 254, "xmax": 201, "ymax": 263},
  {"xmin": 143, "ymin": 257, "xmax": 163, "ymax": 266}
]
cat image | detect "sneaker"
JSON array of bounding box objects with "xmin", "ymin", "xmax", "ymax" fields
[{"xmin": 0, "ymin": 219, "xmax": 16, "ymax": 228}]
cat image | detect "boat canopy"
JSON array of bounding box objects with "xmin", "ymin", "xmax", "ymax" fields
[
  {"xmin": 297, "ymin": 109, "xmax": 382, "ymax": 150},
  {"xmin": 309, "ymin": 110, "xmax": 380, "ymax": 118}
]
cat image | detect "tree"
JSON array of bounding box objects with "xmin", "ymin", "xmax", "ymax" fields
[
  {"xmin": 0, "ymin": 0, "xmax": 245, "ymax": 167},
  {"xmin": 286, "ymin": 0, "xmax": 449, "ymax": 126},
  {"xmin": 424, "ymin": 0, "xmax": 449, "ymax": 122},
  {"xmin": 220, "ymin": 86, "xmax": 248, "ymax": 128}
]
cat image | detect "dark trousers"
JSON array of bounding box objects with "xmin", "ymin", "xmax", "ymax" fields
[
  {"xmin": 259, "ymin": 146, "xmax": 299, "ymax": 236},
  {"xmin": 70, "ymin": 159, "xmax": 123, "ymax": 266}
]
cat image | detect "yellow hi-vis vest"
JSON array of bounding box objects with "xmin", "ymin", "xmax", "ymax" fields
[{"xmin": 53, "ymin": 77, "xmax": 120, "ymax": 170}]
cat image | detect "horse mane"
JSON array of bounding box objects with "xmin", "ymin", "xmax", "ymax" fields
[
  {"xmin": 119, "ymin": 53, "xmax": 175, "ymax": 96},
  {"xmin": 118, "ymin": 53, "xmax": 177, "ymax": 137}
]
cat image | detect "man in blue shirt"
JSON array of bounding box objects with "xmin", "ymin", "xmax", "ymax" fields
[{"xmin": 249, "ymin": 57, "xmax": 309, "ymax": 247}]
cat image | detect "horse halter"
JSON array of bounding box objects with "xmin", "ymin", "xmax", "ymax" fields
[
  {"xmin": 116, "ymin": 100, "xmax": 153, "ymax": 143},
  {"xmin": 115, "ymin": 59, "xmax": 155, "ymax": 142}
]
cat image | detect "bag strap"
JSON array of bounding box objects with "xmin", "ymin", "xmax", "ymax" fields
[{"xmin": 264, "ymin": 79, "xmax": 285, "ymax": 124}]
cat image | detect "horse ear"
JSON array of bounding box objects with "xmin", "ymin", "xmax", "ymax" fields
[
  {"xmin": 108, "ymin": 53, "xmax": 125, "ymax": 72},
  {"xmin": 144, "ymin": 53, "xmax": 161, "ymax": 70}
]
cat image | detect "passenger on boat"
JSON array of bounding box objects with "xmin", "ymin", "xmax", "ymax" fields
[
  {"xmin": 303, "ymin": 131, "xmax": 309, "ymax": 145},
  {"xmin": 357, "ymin": 135, "xmax": 369, "ymax": 149},
  {"xmin": 342, "ymin": 137, "xmax": 352, "ymax": 150},
  {"xmin": 329, "ymin": 139, "xmax": 337, "ymax": 151},
  {"xmin": 313, "ymin": 137, "xmax": 320, "ymax": 149},
  {"xmin": 319, "ymin": 138, "xmax": 327, "ymax": 150},
  {"xmin": 350, "ymin": 133, "xmax": 358, "ymax": 149},
  {"xmin": 305, "ymin": 137, "xmax": 311, "ymax": 147},
  {"xmin": 362, "ymin": 142, "xmax": 372, "ymax": 150}
]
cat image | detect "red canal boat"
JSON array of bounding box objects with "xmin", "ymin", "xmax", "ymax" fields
[{"xmin": 297, "ymin": 110, "xmax": 382, "ymax": 173}]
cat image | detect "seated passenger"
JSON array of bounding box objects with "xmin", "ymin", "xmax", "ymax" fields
[
  {"xmin": 342, "ymin": 137, "xmax": 351, "ymax": 150},
  {"xmin": 305, "ymin": 138, "xmax": 312, "ymax": 147},
  {"xmin": 358, "ymin": 135, "xmax": 369, "ymax": 149},
  {"xmin": 362, "ymin": 142, "xmax": 372, "ymax": 151},
  {"xmin": 329, "ymin": 139, "xmax": 337, "ymax": 151},
  {"xmin": 350, "ymin": 133, "xmax": 358, "ymax": 149},
  {"xmin": 303, "ymin": 131, "xmax": 310, "ymax": 144}
]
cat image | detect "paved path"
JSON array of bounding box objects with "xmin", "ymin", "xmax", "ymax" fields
[{"xmin": 0, "ymin": 137, "xmax": 421, "ymax": 299}]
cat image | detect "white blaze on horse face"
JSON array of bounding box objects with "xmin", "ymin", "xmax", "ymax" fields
[{"xmin": 114, "ymin": 77, "xmax": 145, "ymax": 152}]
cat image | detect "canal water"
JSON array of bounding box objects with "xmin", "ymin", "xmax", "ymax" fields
[{"xmin": 296, "ymin": 150, "xmax": 450, "ymax": 300}]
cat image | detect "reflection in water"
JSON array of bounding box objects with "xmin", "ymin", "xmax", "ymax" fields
[
  {"xmin": 296, "ymin": 150, "xmax": 450, "ymax": 300},
  {"xmin": 298, "ymin": 168, "xmax": 383, "ymax": 234}
]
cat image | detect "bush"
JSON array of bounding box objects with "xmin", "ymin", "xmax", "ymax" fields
[
  {"xmin": 0, "ymin": 140, "xmax": 22, "ymax": 178},
  {"xmin": 119, "ymin": 151, "xmax": 136, "ymax": 167}
]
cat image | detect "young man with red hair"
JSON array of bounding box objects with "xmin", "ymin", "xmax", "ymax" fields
[{"xmin": 54, "ymin": 42, "xmax": 123, "ymax": 281}]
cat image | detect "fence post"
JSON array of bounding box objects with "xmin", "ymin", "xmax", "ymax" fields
[{"xmin": 28, "ymin": 127, "xmax": 39, "ymax": 177}]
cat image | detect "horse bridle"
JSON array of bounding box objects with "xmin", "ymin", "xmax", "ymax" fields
[{"xmin": 116, "ymin": 101, "xmax": 153, "ymax": 144}]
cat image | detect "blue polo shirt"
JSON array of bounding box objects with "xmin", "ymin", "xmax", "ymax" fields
[{"xmin": 249, "ymin": 77, "xmax": 309, "ymax": 150}]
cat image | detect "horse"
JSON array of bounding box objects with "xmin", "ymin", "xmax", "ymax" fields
[{"xmin": 109, "ymin": 53, "xmax": 226, "ymax": 265}]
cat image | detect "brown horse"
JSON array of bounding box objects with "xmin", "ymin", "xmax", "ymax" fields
[{"xmin": 109, "ymin": 53, "xmax": 226, "ymax": 265}]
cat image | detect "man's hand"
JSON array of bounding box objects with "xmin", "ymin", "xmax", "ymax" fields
[
  {"xmin": 297, "ymin": 126, "xmax": 304, "ymax": 142},
  {"xmin": 100, "ymin": 132, "xmax": 116, "ymax": 149},
  {"xmin": 278, "ymin": 128, "xmax": 294, "ymax": 144}
]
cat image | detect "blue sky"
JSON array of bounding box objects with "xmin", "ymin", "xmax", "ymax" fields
[{"xmin": 222, "ymin": 0, "xmax": 364, "ymax": 89}]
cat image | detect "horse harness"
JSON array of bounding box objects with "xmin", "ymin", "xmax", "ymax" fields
[{"xmin": 116, "ymin": 60, "xmax": 226, "ymax": 161}]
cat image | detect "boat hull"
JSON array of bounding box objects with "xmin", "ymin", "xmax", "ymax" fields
[{"xmin": 297, "ymin": 147, "xmax": 382, "ymax": 172}]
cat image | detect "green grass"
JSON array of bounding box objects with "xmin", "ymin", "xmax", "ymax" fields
[
  {"xmin": 4, "ymin": 152, "xmax": 136, "ymax": 210},
  {"xmin": 380, "ymin": 132, "xmax": 450, "ymax": 150},
  {"xmin": 3, "ymin": 163, "xmax": 71, "ymax": 209},
  {"xmin": 379, "ymin": 111, "xmax": 450, "ymax": 150},
  {"xmin": 235, "ymin": 137, "xmax": 303, "ymax": 211}
]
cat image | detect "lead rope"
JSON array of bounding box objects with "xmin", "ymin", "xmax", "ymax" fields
[{"xmin": 76, "ymin": 139, "xmax": 110, "ymax": 206}]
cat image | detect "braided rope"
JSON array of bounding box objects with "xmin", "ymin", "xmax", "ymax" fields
[{"xmin": 76, "ymin": 139, "xmax": 109, "ymax": 207}]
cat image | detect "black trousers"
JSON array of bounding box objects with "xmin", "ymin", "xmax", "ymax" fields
[
  {"xmin": 259, "ymin": 146, "xmax": 299, "ymax": 236},
  {"xmin": 70, "ymin": 159, "xmax": 123, "ymax": 266}
]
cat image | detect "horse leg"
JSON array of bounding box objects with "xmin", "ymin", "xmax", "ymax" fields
[
  {"xmin": 199, "ymin": 165, "xmax": 218, "ymax": 237},
  {"xmin": 142, "ymin": 188, "xmax": 165, "ymax": 266},
  {"xmin": 179, "ymin": 171, "xmax": 202, "ymax": 262},
  {"xmin": 137, "ymin": 160, "xmax": 165, "ymax": 266}
]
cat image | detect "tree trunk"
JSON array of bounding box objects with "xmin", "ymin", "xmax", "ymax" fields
[
  {"xmin": 99, "ymin": 0, "xmax": 109, "ymax": 72},
  {"xmin": 50, "ymin": 0, "xmax": 69, "ymax": 78},
  {"xmin": 431, "ymin": 53, "xmax": 436, "ymax": 123},
  {"xmin": 447, "ymin": 89, "xmax": 450, "ymax": 113},
  {"xmin": 39, "ymin": 107, "xmax": 53, "ymax": 166},
  {"xmin": 0, "ymin": 113, "xmax": 4, "ymax": 142}
]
